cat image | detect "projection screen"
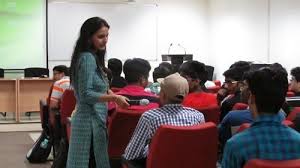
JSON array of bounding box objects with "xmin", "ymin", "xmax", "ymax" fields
[{"xmin": 0, "ymin": 0, "xmax": 47, "ymax": 70}]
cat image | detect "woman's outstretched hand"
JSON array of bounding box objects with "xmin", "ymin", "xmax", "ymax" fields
[{"xmin": 114, "ymin": 95, "xmax": 130, "ymax": 109}]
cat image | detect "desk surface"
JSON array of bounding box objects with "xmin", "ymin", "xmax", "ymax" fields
[
  {"xmin": 0, "ymin": 78, "xmax": 53, "ymax": 81},
  {"xmin": 19, "ymin": 78, "xmax": 53, "ymax": 81},
  {"xmin": 0, "ymin": 79, "xmax": 18, "ymax": 81}
]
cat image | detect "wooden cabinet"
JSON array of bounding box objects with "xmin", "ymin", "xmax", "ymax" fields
[{"xmin": 0, "ymin": 78, "xmax": 53, "ymax": 122}]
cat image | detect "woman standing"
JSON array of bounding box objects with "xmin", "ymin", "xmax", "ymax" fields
[{"xmin": 67, "ymin": 17, "xmax": 129, "ymax": 168}]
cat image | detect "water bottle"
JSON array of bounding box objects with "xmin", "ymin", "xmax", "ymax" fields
[{"xmin": 40, "ymin": 138, "xmax": 49, "ymax": 149}]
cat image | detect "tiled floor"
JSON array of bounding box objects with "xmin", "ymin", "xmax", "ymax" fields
[
  {"xmin": 0, "ymin": 132, "xmax": 51, "ymax": 168},
  {"xmin": 0, "ymin": 123, "xmax": 42, "ymax": 132},
  {"xmin": 0, "ymin": 125, "xmax": 222, "ymax": 168}
]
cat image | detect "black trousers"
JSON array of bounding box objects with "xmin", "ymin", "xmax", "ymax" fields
[{"xmin": 89, "ymin": 134, "xmax": 96, "ymax": 168}]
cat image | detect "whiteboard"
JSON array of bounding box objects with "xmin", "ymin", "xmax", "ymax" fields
[{"xmin": 48, "ymin": 2, "xmax": 158, "ymax": 61}]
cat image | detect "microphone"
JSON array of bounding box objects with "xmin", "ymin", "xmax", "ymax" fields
[
  {"xmin": 127, "ymin": 99, "xmax": 150, "ymax": 106},
  {"xmin": 167, "ymin": 43, "xmax": 173, "ymax": 54},
  {"xmin": 177, "ymin": 43, "xmax": 187, "ymax": 55}
]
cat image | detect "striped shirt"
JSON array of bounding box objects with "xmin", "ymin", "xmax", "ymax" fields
[
  {"xmin": 222, "ymin": 114, "xmax": 300, "ymax": 168},
  {"xmin": 123, "ymin": 104, "xmax": 205, "ymax": 160},
  {"xmin": 50, "ymin": 76, "xmax": 70, "ymax": 103}
]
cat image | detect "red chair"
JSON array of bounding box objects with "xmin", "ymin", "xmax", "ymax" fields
[
  {"xmin": 282, "ymin": 120, "xmax": 295, "ymax": 128},
  {"xmin": 238, "ymin": 120, "xmax": 295, "ymax": 134},
  {"xmin": 60, "ymin": 89, "xmax": 76, "ymax": 126},
  {"xmin": 237, "ymin": 123, "xmax": 251, "ymax": 133},
  {"xmin": 286, "ymin": 107, "xmax": 300, "ymax": 121},
  {"xmin": 232, "ymin": 103, "xmax": 248, "ymax": 111},
  {"xmin": 108, "ymin": 108, "xmax": 149, "ymax": 158},
  {"xmin": 66, "ymin": 118, "xmax": 71, "ymax": 143},
  {"xmin": 196, "ymin": 105, "xmax": 220, "ymax": 125},
  {"xmin": 244, "ymin": 159, "xmax": 300, "ymax": 168},
  {"xmin": 146, "ymin": 122, "xmax": 218, "ymax": 168},
  {"xmin": 287, "ymin": 91, "xmax": 296, "ymax": 97}
]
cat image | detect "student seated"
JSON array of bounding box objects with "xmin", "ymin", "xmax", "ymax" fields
[
  {"xmin": 49, "ymin": 65, "xmax": 70, "ymax": 154},
  {"xmin": 289, "ymin": 67, "xmax": 300, "ymax": 96},
  {"xmin": 179, "ymin": 61, "xmax": 218, "ymax": 109},
  {"xmin": 220, "ymin": 66, "xmax": 249, "ymax": 121},
  {"xmin": 222, "ymin": 67, "xmax": 300, "ymax": 168},
  {"xmin": 50, "ymin": 65, "xmax": 70, "ymax": 110},
  {"xmin": 217, "ymin": 61, "xmax": 251, "ymax": 104},
  {"xmin": 289, "ymin": 67, "xmax": 300, "ymax": 132},
  {"xmin": 146, "ymin": 62, "xmax": 173, "ymax": 95},
  {"xmin": 109, "ymin": 58, "xmax": 159, "ymax": 111},
  {"xmin": 123, "ymin": 73, "xmax": 205, "ymax": 167},
  {"xmin": 108, "ymin": 58, "xmax": 127, "ymax": 88},
  {"xmin": 218, "ymin": 74, "xmax": 286, "ymax": 152}
]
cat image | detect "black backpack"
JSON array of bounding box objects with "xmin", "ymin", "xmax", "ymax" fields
[{"xmin": 26, "ymin": 130, "xmax": 52, "ymax": 163}]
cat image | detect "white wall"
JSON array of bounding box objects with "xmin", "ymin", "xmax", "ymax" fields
[
  {"xmin": 48, "ymin": 0, "xmax": 300, "ymax": 80},
  {"xmin": 207, "ymin": 0, "xmax": 269, "ymax": 80},
  {"xmin": 269, "ymin": 0, "xmax": 300, "ymax": 74},
  {"xmin": 156, "ymin": 0, "xmax": 208, "ymax": 61},
  {"xmin": 207, "ymin": 0, "xmax": 300, "ymax": 80},
  {"xmin": 48, "ymin": 0, "xmax": 209, "ymax": 80}
]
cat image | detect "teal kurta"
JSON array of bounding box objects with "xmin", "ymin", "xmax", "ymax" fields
[{"xmin": 67, "ymin": 52, "xmax": 110, "ymax": 168}]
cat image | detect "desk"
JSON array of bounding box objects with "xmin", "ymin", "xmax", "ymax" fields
[
  {"xmin": 0, "ymin": 79, "xmax": 17, "ymax": 119},
  {"xmin": 17, "ymin": 78, "xmax": 53, "ymax": 122},
  {"xmin": 0, "ymin": 78, "xmax": 53, "ymax": 122}
]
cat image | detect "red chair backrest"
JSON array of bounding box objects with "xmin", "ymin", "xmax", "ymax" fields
[
  {"xmin": 237, "ymin": 123, "xmax": 251, "ymax": 133},
  {"xmin": 232, "ymin": 103, "xmax": 248, "ymax": 111},
  {"xmin": 238, "ymin": 120, "xmax": 295, "ymax": 134},
  {"xmin": 196, "ymin": 105, "xmax": 220, "ymax": 125},
  {"xmin": 108, "ymin": 108, "xmax": 149, "ymax": 158},
  {"xmin": 244, "ymin": 159, "xmax": 300, "ymax": 168},
  {"xmin": 147, "ymin": 122, "xmax": 218, "ymax": 168},
  {"xmin": 282, "ymin": 120, "xmax": 295, "ymax": 128},
  {"xmin": 60, "ymin": 89, "xmax": 76, "ymax": 125},
  {"xmin": 66, "ymin": 120, "xmax": 71, "ymax": 143},
  {"xmin": 287, "ymin": 91, "xmax": 296, "ymax": 97},
  {"xmin": 287, "ymin": 107, "xmax": 300, "ymax": 121}
]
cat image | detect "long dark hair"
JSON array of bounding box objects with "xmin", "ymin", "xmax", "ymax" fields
[{"xmin": 70, "ymin": 17, "xmax": 110, "ymax": 85}]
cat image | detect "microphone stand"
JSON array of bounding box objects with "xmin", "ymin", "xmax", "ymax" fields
[
  {"xmin": 167, "ymin": 43, "xmax": 173, "ymax": 54},
  {"xmin": 177, "ymin": 43, "xmax": 187, "ymax": 55}
]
